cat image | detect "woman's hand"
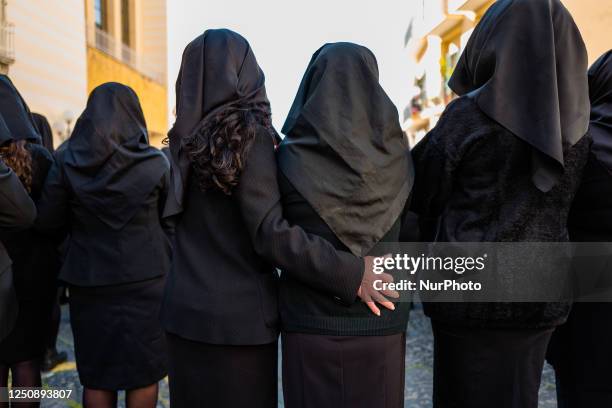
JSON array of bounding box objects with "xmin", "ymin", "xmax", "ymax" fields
[{"xmin": 357, "ymin": 256, "xmax": 399, "ymax": 316}]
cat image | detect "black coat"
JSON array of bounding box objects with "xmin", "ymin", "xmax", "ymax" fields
[
  {"xmin": 278, "ymin": 171, "xmax": 413, "ymax": 336},
  {"xmin": 411, "ymin": 96, "xmax": 591, "ymax": 329},
  {"xmin": 0, "ymin": 161, "xmax": 36, "ymax": 341},
  {"xmin": 160, "ymin": 127, "xmax": 363, "ymax": 345},
  {"xmin": 2, "ymin": 144, "xmax": 58, "ymax": 300},
  {"xmin": 35, "ymin": 149, "xmax": 172, "ymax": 287},
  {"xmin": 546, "ymin": 152, "xmax": 612, "ymax": 384}
]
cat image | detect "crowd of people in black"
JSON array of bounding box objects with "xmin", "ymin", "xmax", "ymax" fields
[{"xmin": 0, "ymin": 0, "xmax": 611, "ymax": 407}]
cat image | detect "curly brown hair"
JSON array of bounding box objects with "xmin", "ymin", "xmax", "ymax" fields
[
  {"xmin": 0, "ymin": 140, "xmax": 33, "ymax": 193},
  {"xmin": 182, "ymin": 101, "xmax": 274, "ymax": 195}
]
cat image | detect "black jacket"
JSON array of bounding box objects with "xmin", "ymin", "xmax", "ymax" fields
[
  {"xmin": 411, "ymin": 96, "xmax": 591, "ymax": 329},
  {"xmin": 2, "ymin": 144, "xmax": 59, "ymax": 302},
  {"xmin": 0, "ymin": 161, "xmax": 37, "ymax": 341},
  {"xmin": 278, "ymin": 172, "xmax": 413, "ymax": 336},
  {"xmin": 160, "ymin": 127, "xmax": 363, "ymax": 345},
  {"xmin": 35, "ymin": 149, "xmax": 172, "ymax": 287}
]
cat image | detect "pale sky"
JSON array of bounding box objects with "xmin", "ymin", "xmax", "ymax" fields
[{"xmin": 167, "ymin": 0, "xmax": 418, "ymax": 132}]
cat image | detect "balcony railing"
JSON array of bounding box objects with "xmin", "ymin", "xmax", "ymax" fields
[
  {"xmin": 87, "ymin": 25, "xmax": 165, "ymax": 85},
  {"xmin": 0, "ymin": 22, "xmax": 15, "ymax": 65}
]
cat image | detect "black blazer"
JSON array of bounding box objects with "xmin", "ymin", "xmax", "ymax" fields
[
  {"xmin": 0, "ymin": 161, "xmax": 37, "ymax": 341},
  {"xmin": 35, "ymin": 150, "xmax": 172, "ymax": 287},
  {"xmin": 161, "ymin": 127, "xmax": 363, "ymax": 346},
  {"xmin": 2, "ymin": 144, "xmax": 59, "ymax": 302}
]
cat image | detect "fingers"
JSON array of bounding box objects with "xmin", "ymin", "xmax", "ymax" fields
[
  {"xmin": 379, "ymin": 272, "xmax": 394, "ymax": 283},
  {"xmin": 377, "ymin": 273, "xmax": 399, "ymax": 298},
  {"xmin": 358, "ymin": 286, "xmax": 380, "ymax": 316},
  {"xmin": 371, "ymin": 290, "xmax": 395, "ymax": 311},
  {"xmin": 380, "ymin": 288, "xmax": 400, "ymax": 299},
  {"xmin": 366, "ymin": 301, "xmax": 381, "ymax": 316}
]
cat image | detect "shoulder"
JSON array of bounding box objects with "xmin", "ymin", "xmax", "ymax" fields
[
  {"xmin": 436, "ymin": 96, "xmax": 500, "ymax": 135},
  {"xmin": 27, "ymin": 143, "xmax": 53, "ymax": 160},
  {"xmin": 245, "ymin": 125, "xmax": 277, "ymax": 162},
  {"xmin": 27, "ymin": 143, "xmax": 54, "ymax": 167},
  {"xmin": 423, "ymin": 96, "xmax": 504, "ymax": 157},
  {"xmin": 253, "ymin": 125, "xmax": 277, "ymax": 148}
]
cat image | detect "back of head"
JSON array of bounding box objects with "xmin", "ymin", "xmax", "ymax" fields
[
  {"xmin": 279, "ymin": 42, "xmax": 413, "ymax": 256},
  {"xmin": 168, "ymin": 28, "xmax": 273, "ymax": 200},
  {"xmin": 449, "ymin": 0, "xmax": 589, "ymax": 192},
  {"xmin": 63, "ymin": 82, "xmax": 168, "ymax": 230}
]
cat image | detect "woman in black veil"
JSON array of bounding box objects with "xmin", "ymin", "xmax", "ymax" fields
[
  {"xmin": 547, "ymin": 50, "xmax": 612, "ymax": 408},
  {"xmin": 0, "ymin": 75, "xmax": 57, "ymax": 406},
  {"xmin": 277, "ymin": 42, "xmax": 414, "ymax": 408},
  {"xmin": 410, "ymin": 0, "xmax": 591, "ymax": 407},
  {"xmin": 37, "ymin": 83, "xmax": 171, "ymax": 408}
]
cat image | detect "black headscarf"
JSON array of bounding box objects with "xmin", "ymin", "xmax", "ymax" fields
[
  {"xmin": 449, "ymin": 0, "xmax": 590, "ymax": 192},
  {"xmin": 32, "ymin": 113, "xmax": 55, "ymax": 152},
  {"xmin": 279, "ymin": 43, "xmax": 413, "ymax": 256},
  {"xmin": 588, "ymin": 50, "xmax": 612, "ymax": 175},
  {"xmin": 64, "ymin": 82, "xmax": 168, "ymax": 230},
  {"xmin": 0, "ymin": 75, "xmax": 41, "ymax": 146},
  {"xmin": 166, "ymin": 28, "xmax": 270, "ymax": 216}
]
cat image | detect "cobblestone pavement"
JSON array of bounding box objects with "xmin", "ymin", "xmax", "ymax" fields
[{"xmin": 42, "ymin": 304, "xmax": 557, "ymax": 407}]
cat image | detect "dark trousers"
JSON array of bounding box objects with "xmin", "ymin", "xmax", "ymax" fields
[
  {"xmin": 167, "ymin": 332, "xmax": 277, "ymax": 408},
  {"xmin": 548, "ymin": 303, "xmax": 612, "ymax": 408},
  {"xmin": 432, "ymin": 321, "xmax": 554, "ymax": 408},
  {"xmin": 282, "ymin": 332, "xmax": 406, "ymax": 408}
]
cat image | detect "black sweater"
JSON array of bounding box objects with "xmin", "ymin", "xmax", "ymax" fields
[
  {"xmin": 161, "ymin": 128, "xmax": 363, "ymax": 346},
  {"xmin": 278, "ymin": 172, "xmax": 412, "ymax": 336},
  {"xmin": 411, "ymin": 96, "xmax": 591, "ymax": 329}
]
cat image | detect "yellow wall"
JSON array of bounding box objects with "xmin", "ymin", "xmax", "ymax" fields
[
  {"xmin": 564, "ymin": 0, "xmax": 612, "ymax": 65},
  {"xmin": 86, "ymin": 47, "xmax": 167, "ymax": 146}
]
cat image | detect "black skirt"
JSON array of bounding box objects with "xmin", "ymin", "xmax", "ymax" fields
[
  {"xmin": 547, "ymin": 303, "xmax": 612, "ymax": 407},
  {"xmin": 0, "ymin": 296, "xmax": 54, "ymax": 364},
  {"xmin": 282, "ymin": 332, "xmax": 406, "ymax": 408},
  {"xmin": 0, "ymin": 266, "xmax": 17, "ymax": 352},
  {"xmin": 69, "ymin": 276, "xmax": 167, "ymax": 390},
  {"xmin": 432, "ymin": 321, "xmax": 554, "ymax": 408},
  {"xmin": 166, "ymin": 332, "xmax": 277, "ymax": 408}
]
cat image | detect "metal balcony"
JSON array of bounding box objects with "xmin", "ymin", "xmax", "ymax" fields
[{"xmin": 0, "ymin": 22, "xmax": 15, "ymax": 66}]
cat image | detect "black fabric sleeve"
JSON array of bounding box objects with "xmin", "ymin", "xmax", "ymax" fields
[
  {"xmin": 0, "ymin": 161, "xmax": 36, "ymax": 232},
  {"xmin": 236, "ymin": 128, "xmax": 364, "ymax": 304},
  {"xmin": 35, "ymin": 158, "xmax": 69, "ymax": 233},
  {"xmin": 159, "ymin": 170, "xmax": 176, "ymax": 239}
]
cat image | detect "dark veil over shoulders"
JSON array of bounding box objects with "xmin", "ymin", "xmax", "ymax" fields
[
  {"xmin": 279, "ymin": 43, "xmax": 414, "ymax": 256},
  {"xmin": 63, "ymin": 82, "xmax": 169, "ymax": 229},
  {"xmin": 0, "ymin": 75, "xmax": 42, "ymax": 146},
  {"xmin": 588, "ymin": 50, "xmax": 612, "ymax": 175},
  {"xmin": 449, "ymin": 0, "xmax": 590, "ymax": 192}
]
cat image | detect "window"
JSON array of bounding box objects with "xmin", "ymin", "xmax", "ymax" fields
[
  {"xmin": 121, "ymin": 0, "xmax": 131, "ymax": 47},
  {"xmin": 94, "ymin": 0, "xmax": 107, "ymax": 30}
]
